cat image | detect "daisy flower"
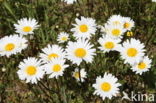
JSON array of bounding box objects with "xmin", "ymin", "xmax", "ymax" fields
[
  {"xmin": 64, "ymin": 0, "xmax": 77, "ymax": 4},
  {"xmin": 72, "ymin": 68, "xmax": 87, "ymax": 82},
  {"xmin": 104, "ymin": 24, "xmax": 126, "ymax": 39},
  {"xmin": 39, "ymin": 44, "xmax": 66, "ymax": 63},
  {"xmin": 93, "ymin": 73, "xmax": 121, "ymax": 100},
  {"xmin": 0, "ymin": 35, "xmax": 28, "ymax": 57},
  {"xmin": 71, "ymin": 16, "xmax": 97, "ymax": 39},
  {"xmin": 131, "ymin": 56, "xmax": 152, "ymax": 75},
  {"xmin": 14, "ymin": 18, "xmax": 39, "ymax": 35},
  {"xmin": 43, "ymin": 58, "xmax": 68, "ymax": 78},
  {"xmin": 98, "ymin": 35, "xmax": 121, "ymax": 53},
  {"xmin": 66, "ymin": 39, "xmax": 96, "ymax": 65},
  {"xmin": 119, "ymin": 38, "xmax": 145, "ymax": 65},
  {"xmin": 57, "ymin": 32, "xmax": 69, "ymax": 43},
  {"xmin": 17, "ymin": 57, "xmax": 45, "ymax": 84},
  {"xmin": 122, "ymin": 17, "xmax": 135, "ymax": 31},
  {"xmin": 107, "ymin": 15, "xmax": 124, "ymax": 26}
]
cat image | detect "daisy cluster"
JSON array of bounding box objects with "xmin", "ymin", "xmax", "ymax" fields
[
  {"xmin": 0, "ymin": 14, "xmax": 152, "ymax": 100},
  {"xmin": 0, "ymin": 18, "xmax": 39, "ymax": 57}
]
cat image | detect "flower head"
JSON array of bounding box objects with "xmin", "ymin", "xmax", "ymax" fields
[
  {"xmin": 71, "ymin": 16, "xmax": 97, "ymax": 39},
  {"xmin": 14, "ymin": 18, "xmax": 39, "ymax": 35},
  {"xmin": 17, "ymin": 57, "xmax": 45, "ymax": 84},
  {"xmin": 57, "ymin": 32, "xmax": 69, "ymax": 43},
  {"xmin": 119, "ymin": 38, "xmax": 145, "ymax": 64},
  {"xmin": 43, "ymin": 58, "xmax": 68, "ymax": 78},
  {"xmin": 66, "ymin": 39, "xmax": 96, "ymax": 65},
  {"xmin": 72, "ymin": 68, "xmax": 87, "ymax": 82},
  {"xmin": 131, "ymin": 56, "xmax": 152, "ymax": 75},
  {"xmin": 39, "ymin": 44, "xmax": 66, "ymax": 63},
  {"xmin": 93, "ymin": 73, "xmax": 121, "ymax": 100},
  {"xmin": 0, "ymin": 35, "xmax": 28, "ymax": 57}
]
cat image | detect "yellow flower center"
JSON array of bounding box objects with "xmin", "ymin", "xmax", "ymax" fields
[
  {"xmin": 61, "ymin": 37, "xmax": 67, "ymax": 41},
  {"xmin": 104, "ymin": 42, "xmax": 115, "ymax": 49},
  {"xmin": 112, "ymin": 29, "xmax": 121, "ymax": 36},
  {"xmin": 124, "ymin": 22, "xmax": 130, "ymax": 29},
  {"xmin": 26, "ymin": 66, "xmax": 37, "ymax": 76},
  {"xmin": 74, "ymin": 48, "xmax": 87, "ymax": 58},
  {"xmin": 101, "ymin": 82, "xmax": 111, "ymax": 92},
  {"xmin": 48, "ymin": 53, "xmax": 59, "ymax": 60},
  {"xmin": 138, "ymin": 62, "xmax": 146, "ymax": 69},
  {"xmin": 127, "ymin": 48, "xmax": 138, "ymax": 57},
  {"xmin": 23, "ymin": 26, "xmax": 32, "ymax": 32},
  {"xmin": 79, "ymin": 24, "xmax": 88, "ymax": 33},
  {"xmin": 5, "ymin": 43, "xmax": 15, "ymax": 51},
  {"xmin": 53, "ymin": 64, "xmax": 61, "ymax": 72},
  {"xmin": 74, "ymin": 72, "xmax": 80, "ymax": 78}
]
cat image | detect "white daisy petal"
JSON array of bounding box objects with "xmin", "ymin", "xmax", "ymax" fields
[
  {"xmin": 63, "ymin": 0, "xmax": 77, "ymax": 4},
  {"xmin": 152, "ymin": 0, "xmax": 156, "ymax": 2}
]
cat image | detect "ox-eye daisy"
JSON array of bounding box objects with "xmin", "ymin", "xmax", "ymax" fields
[
  {"xmin": 71, "ymin": 16, "xmax": 97, "ymax": 39},
  {"xmin": 98, "ymin": 35, "xmax": 121, "ymax": 53},
  {"xmin": 39, "ymin": 44, "xmax": 66, "ymax": 63},
  {"xmin": 104, "ymin": 24, "xmax": 126, "ymax": 39},
  {"xmin": 64, "ymin": 0, "xmax": 77, "ymax": 4},
  {"xmin": 66, "ymin": 39, "xmax": 96, "ymax": 65},
  {"xmin": 17, "ymin": 57, "xmax": 45, "ymax": 84},
  {"xmin": 0, "ymin": 35, "xmax": 28, "ymax": 57},
  {"xmin": 131, "ymin": 56, "xmax": 152, "ymax": 75},
  {"xmin": 43, "ymin": 58, "xmax": 68, "ymax": 78},
  {"xmin": 72, "ymin": 68, "xmax": 87, "ymax": 82},
  {"xmin": 119, "ymin": 38, "xmax": 145, "ymax": 65},
  {"xmin": 107, "ymin": 15, "xmax": 124, "ymax": 26},
  {"xmin": 14, "ymin": 18, "xmax": 39, "ymax": 35},
  {"xmin": 57, "ymin": 32, "xmax": 69, "ymax": 43},
  {"xmin": 93, "ymin": 73, "xmax": 121, "ymax": 100},
  {"xmin": 123, "ymin": 17, "xmax": 135, "ymax": 31}
]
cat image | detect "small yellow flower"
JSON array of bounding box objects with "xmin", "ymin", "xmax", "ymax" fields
[{"xmin": 126, "ymin": 31, "xmax": 133, "ymax": 37}]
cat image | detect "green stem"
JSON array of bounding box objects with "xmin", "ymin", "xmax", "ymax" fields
[
  {"xmin": 78, "ymin": 66, "xmax": 82, "ymax": 83},
  {"xmin": 39, "ymin": 81, "xmax": 58, "ymax": 93},
  {"xmin": 38, "ymin": 82, "xmax": 54, "ymax": 102},
  {"xmin": 55, "ymin": 78, "xmax": 62, "ymax": 103}
]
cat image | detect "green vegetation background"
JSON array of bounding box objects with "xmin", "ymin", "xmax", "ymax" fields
[{"xmin": 0, "ymin": 0, "xmax": 156, "ymax": 103}]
